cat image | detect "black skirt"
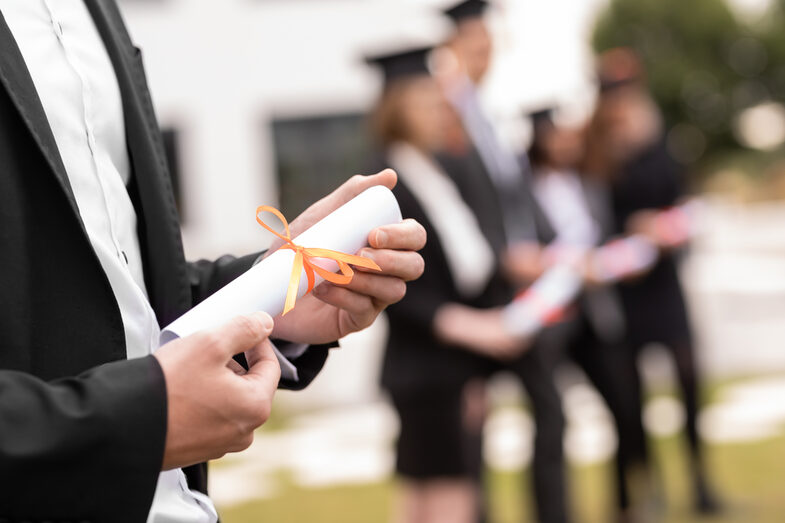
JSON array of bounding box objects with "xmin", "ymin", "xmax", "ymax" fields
[
  {"xmin": 618, "ymin": 255, "xmax": 692, "ymax": 348},
  {"xmin": 390, "ymin": 386, "xmax": 482, "ymax": 480}
]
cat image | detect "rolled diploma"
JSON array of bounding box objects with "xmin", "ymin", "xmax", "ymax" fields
[
  {"xmin": 160, "ymin": 185, "xmax": 402, "ymax": 345},
  {"xmin": 502, "ymin": 264, "xmax": 583, "ymax": 338}
]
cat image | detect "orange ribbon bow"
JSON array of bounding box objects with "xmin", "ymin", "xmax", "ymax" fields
[{"xmin": 256, "ymin": 206, "xmax": 382, "ymax": 315}]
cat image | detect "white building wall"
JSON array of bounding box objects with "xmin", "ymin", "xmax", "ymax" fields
[{"xmin": 118, "ymin": 0, "xmax": 606, "ymax": 260}]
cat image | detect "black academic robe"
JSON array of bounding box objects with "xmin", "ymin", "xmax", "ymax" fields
[
  {"xmin": 439, "ymin": 148, "xmax": 570, "ymax": 523},
  {"xmin": 611, "ymin": 138, "xmax": 692, "ymax": 347},
  {"xmin": 380, "ymin": 154, "xmax": 510, "ymax": 399},
  {"xmin": 0, "ymin": 2, "xmax": 328, "ymax": 521},
  {"xmin": 525, "ymin": 166, "xmax": 649, "ymax": 512}
]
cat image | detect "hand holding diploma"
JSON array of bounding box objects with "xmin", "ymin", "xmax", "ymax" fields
[
  {"xmin": 502, "ymin": 264, "xmax": 583, "ymax": 338},
  {"xmin": 270, "ymin": 171, "xmax": 427, "ymax": 344},
  {"xmin": 153, "ymin": 171, "xmax": 426, "ymax": 470},
  {"xmin": 265, "ymin": 170, "xmax": 426, "ymax": 344},
  {"xmin": 161, "ymin": 170, "xmax": 426, "ymax": 346},
  {"xmin": 625, "ymin": 200, "xmax": 701, "ymax": 250}
]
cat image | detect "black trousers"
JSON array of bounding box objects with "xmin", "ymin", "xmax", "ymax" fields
[
  {"xmin": 507, "ymin": 342, "xmax": 570, "ymax": 523},
  {"xmin": 568, "ymin": 319, "xmax": 649, "ymax": 510}
]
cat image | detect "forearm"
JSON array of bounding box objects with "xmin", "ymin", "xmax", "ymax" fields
[{"xmin": 0, "ymin": 356, "xmax": 167, "ymax": 521}]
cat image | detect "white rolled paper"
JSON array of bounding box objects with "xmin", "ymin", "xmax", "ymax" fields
[
  {"xmin": 160, "ymin": 185, "xmax": 402, "ymax": 345},
  {"xmin": 503, "ymin": 264, "xmax": 583, "ymax": 338},
  {"xmin": 592, "ymin": 234, "xmax": 659, "ymax": 283}
]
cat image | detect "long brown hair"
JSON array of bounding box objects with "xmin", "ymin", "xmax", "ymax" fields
[{"xmin": 371, "ymin": 81, "xmax": 413, "ymax": 147}]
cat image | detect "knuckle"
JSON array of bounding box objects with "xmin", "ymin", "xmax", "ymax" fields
[
  {"xmin": 256, "ymin": 401, "xmax": 272, "ymax": 426},
  {"xmin": 412, "ymin": 253, "xmax": 425, "ymax": 278},
  {"xmin": 416, "ymin": 225, "xmax": 427, "ymax": 249},
  {"xmin": 210, "ymin": 449, "xmax": 228, "ymax": 461},
  {"xmin": 244, "ymin": 399, "xmax": 272, "ymax": 428},
  {"xmin": 391, "ymin": 280, "xmax": 407, "ymax": 303},
  {"xmin": 201, "ymin": 332, "xmax": 222, "ymax": 350},
  {"xmin": 234, "ymin": 315, "xmax": 263, "ymax": 340},
  {"xmin": 233, "ymin": 431, "xmax": 255, "ymax": 452}
]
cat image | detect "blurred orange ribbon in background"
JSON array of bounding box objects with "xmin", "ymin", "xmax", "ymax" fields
[{"xmin": 256, "ymin": 205, "xmax": 382, "ymax": 315}]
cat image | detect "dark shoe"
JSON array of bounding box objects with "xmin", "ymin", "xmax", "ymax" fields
[{"xmin": 694, "ymin": 479, "xmax": 723, "ymax": 516}]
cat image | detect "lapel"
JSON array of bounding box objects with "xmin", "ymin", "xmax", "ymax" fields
[
  {"xmin": 84, "ymin": 0, "xmax": 191, "ymax": 325},
  {"xmin": 0, "ymin": 11, "xmax": 84, "ymax": 225}
]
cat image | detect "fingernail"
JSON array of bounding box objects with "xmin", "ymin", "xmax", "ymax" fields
[
  {"xmin": 254, "ymin": 311, "xmax": 274, "ymax": 331},
  {"xmin": 375, "ymin": 230, "xmax": 388, "ymax": 247}
]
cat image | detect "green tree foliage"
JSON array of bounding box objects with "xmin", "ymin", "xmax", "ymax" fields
[{"xmin": 592, "ymin": 0, "xmax": 785, "ymax": 167}]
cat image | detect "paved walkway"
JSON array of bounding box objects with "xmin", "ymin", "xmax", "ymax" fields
[{"xmin": 209, "ymin": 374, "xmax": 785, "ymax": 507}]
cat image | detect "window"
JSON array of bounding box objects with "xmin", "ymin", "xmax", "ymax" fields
[{"xmin": 272, "ymin": 112, "xmax": 373, "ymax": 218}]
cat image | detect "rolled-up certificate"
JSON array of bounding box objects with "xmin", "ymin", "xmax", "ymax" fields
[
  {"xmin": 591, "ymin": 234, "xmax": 659, "ymax": 283},
  {"xmin": 502, "ymin": 264, "xmax": 583, "ymax": 338},
  {"xmin": 161, "ymin": 185, "xmax": 402, "ymax": 344}
]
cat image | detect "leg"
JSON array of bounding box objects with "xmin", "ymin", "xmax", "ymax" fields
[
  {"xmin": 570, "ymin": 325, "xmax": 650, "ymax": 513},
  {"xmin": 666, "ymin": 337, "xmax": 721, "ymax": 514},
  {"xmin": 395, "ymin": 480, "xmax": 428, "ymax": 523},
  {"xmin": 462, "ymin": 379, "xmax": 489, "ymax": 523},
  {"xmin": 513, "ymin": 344, "xmax": 570, "ymax": 523},
  {"xmin": 391, "ymin": 387, "xmax": 485, "ymax": 523},
  {"xmin": 422, "ymin": 479, "xmax": 481, "ymax": 523}
]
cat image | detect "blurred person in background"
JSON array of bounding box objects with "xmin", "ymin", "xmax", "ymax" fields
[
  {"xmin": 436, "ymin": 2, "xmax": 571, "ymax": 522},
  {"xmin": 367, "ymin": 44, "xmax": 529, "ymax": 523},
  {"xmin": 525, "ymin": 108, "xmax": 655, "ymax": 522},
  {"xmin": 583, "ymin": 47, "xmax": 722, "ymax": 516}
]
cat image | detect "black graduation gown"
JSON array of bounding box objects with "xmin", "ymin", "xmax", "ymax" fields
[
  {"xmin": 440, "ymin": 148, "xmax": 572, "ymax": 523},
  {"xmin": 380, "ymin": 153, "xmax": 510, "ymax": 400},
  {"xmin": 611, "ymin": 138, "xmax": 692, "ymax": 347}
]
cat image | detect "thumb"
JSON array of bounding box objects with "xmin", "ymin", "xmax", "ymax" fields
[{"xmin": 206, "ymin": 312, "xmax": 274, "ymax": 362}]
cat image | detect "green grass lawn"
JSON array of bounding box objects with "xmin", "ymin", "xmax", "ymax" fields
[{"xmin": 218, "ymin": 434, "xmax": 785, "ymax": 523}]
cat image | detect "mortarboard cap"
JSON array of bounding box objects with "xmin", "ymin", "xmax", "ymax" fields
[
  {"xmin": 365, "ymin": 46, "xmax": 433, "ymax": 85},
  {"xmin": 443, "ymin": 0, "xmax": 490, "ymax": 23}
]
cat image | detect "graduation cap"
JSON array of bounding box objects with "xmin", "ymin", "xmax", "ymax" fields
[
  {"xmin": 365, "ymin": 46, "xmax": 433, "ymax": 85},
  {"xmin": 443, "ymin": 0, "xmax": 490, "ymax": 23}
]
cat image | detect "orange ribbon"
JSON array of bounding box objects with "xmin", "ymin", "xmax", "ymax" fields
[{"xmin": 256, "ymin": 206, "xmax": 382, "ymax": 315}]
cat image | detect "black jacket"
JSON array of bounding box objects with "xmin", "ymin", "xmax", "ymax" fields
[
  {"xmin": 381, "ymin": 149, "xmax": 511, "ymax": 397},
  {"xmin": 0, "ymin": 1, "xmax": 327, "ymax": 521},
  {"xmin": 611, "ymin": 138, "xmax": 692, "ymax": 346}
]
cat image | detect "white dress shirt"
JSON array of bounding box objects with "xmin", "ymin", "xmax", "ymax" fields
[
  {"xmin": 388, "ymin": 142, "xmax": 494, "ymax": 298},
  {"xmin": 533, "ymin": 168, "xmax": 600, "ymax": 248},
  {"xmin": 444, "ymin": 75, "xmax": 538, "ymax": 243},
  {"xmin": 444, "ymin": 75, "xmax": 521, "ymax": 187},
  {"xmin": 1, "ymin": 1, "xmax": 216, "ymax": 521}
]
